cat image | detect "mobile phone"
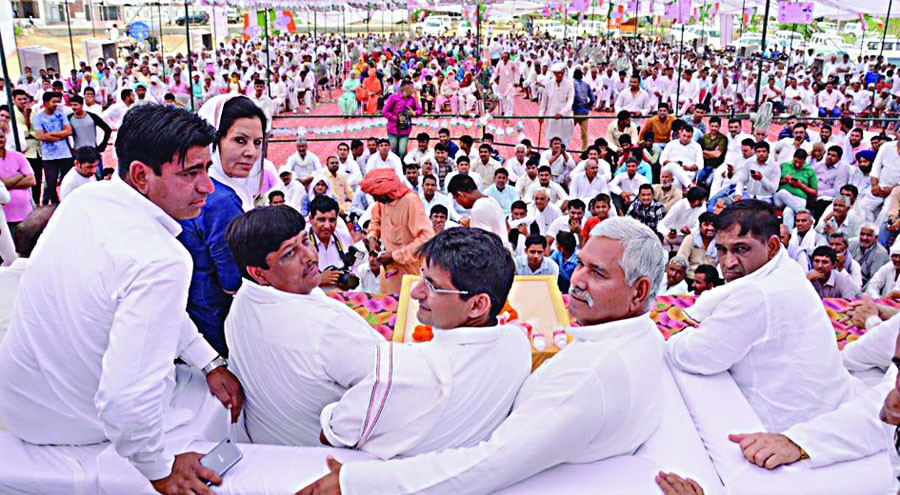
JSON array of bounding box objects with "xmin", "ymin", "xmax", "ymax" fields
[{"xmin": 200, "ymin": 438, "xmax": 243, "ymax": 486}]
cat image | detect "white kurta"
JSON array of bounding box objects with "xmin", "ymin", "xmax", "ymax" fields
[
  {"xmin": 470, "ymin": 196, "xmax": 509, "ymax": 248},
  {"xmin": 0, "ymin": 176, "xmax": 219, "ymax": 480},
  {"xmin": 339, "ymin": 314, "xmax": 665, "ymax": 495},
  {"xmin": 539, "ymin": 77, "xmax": 575, "ymax": 148},
  {"xmin": 668, "ymin": 248, "xmax": 859, "ymax": 433},
  {"xmin": 225, "ymin": 281, "xmax": 383, "ymax": 447},
  {"xmin": 321, "ymin": 325, "xmax": 531, "ymax": 460}
]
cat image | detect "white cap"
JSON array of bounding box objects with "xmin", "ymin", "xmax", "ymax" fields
[{"xmin": 551, "ymin": 62, "xmax": 566, "ymax": 73}]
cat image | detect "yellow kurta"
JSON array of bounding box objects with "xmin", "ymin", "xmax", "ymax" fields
[{"xmin": 367, "ymin": 192, "xmax": 435, "ymax": 295}]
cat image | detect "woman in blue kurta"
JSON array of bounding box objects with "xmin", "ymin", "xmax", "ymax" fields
[{"xmin": 178, "ymin": 94, "xmax": 267, "ymax": 356}]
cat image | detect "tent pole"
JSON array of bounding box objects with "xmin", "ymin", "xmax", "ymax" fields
[
  {"xmin": 880, "ymin": 0, "xmax": 894, "ymax": 61},
  {"xmin": 64, "ymin": 0, "xmax": 76, "ymax": 71},
  {"xmin": 675, "ymin": 23, "xmax": 684, "ymax": 115},
  {"xmin": 633, "ymin": 0, "xmax": 639, "ymax": 39},
  {"xmin": 265, "ymin": 8, "xmax": 271, "ymax": 98},
  {"xmin": 184, "ymin": 1, "xmax": 194, "ymax": 111},
  {"xmin": 0, "ymin": 31, "xmax": 23, "ymax": 152},
  {"xmin": 753, "ymin": 0, "xmax": 771, "ymax": 112},
  {"xmin": 739, "ymin": 0, "xmax": 746, "ymax": 39},
  {"xmin": 89, "ymin": 0, "xmax": 96, "ymax": 37},
  {"xmin": 158, "ymin": 1, "xmax": 166, "ymax": 78},
  {"xmin": 787, "ymin": 23, "xmax": 796, "ymax": 73}
]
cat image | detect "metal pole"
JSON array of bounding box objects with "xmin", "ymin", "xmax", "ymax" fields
[
  {"xmin": 476, "ymin": 1, "xmax": 482, "ymax": 55},
  {"xmin": 753, "ymin": 0, "xmax": 772, "ymax": 111},
  {"xmin": 787, "ymin": 23, "xmax": 796, "ymax": 72},
  {"xmin": 633, "ymin": 0, "xmax": 639, "ymax": 39},
  {"xmin": 89, "ymin": 0, "xmax": 96, "ymax": 37},
  {"xmin": 184, "ymin": 1, "xmax": 194, "ymax": 111},
  {"xmin": 64, "ymin": 0, "xmax": 76, "ymax": 71},
  {"xmin": 675, "ymin": 24, "xmax": 684, "ymax": 115},
  {"xmin": 739, "ymin": 0, "xmax": 746, "ymax": 39},
  {"xmin": 265, "ymin": 8, "xmax": 272, "ymax": 98},
  {"xmin": 861, "ymin": 28, "xmax": 867, "ymax": 59},
  {"xmin": 880, "ymin": 0, "xmax": 894, "ymax": 60},
  {"xmin": 0, "ymin": 32, "xmax": 22, "ymax": 152},
  {"xmin": 158, "ymin": 1, "xmax": 166, "ymax": 78},
  {"xmin": 314, "ymin": 8, "xmax": 317, "ymax": 44}
]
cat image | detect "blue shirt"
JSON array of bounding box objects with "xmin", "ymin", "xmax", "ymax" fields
[
  {"xmin": 177, "ymin": 178, "xmax": 244, "ymax": 356},
  {"xmin": 613, "ymin": 160, "xmax": 653, "ymax": 183},
  {"xmin": 550, "ymin": 248, "xmax": 579, "ymax": 293},
  {"xmin": 33, "ymin": 110, "xmax": 73, "ymax": 160},
  {"xmin": 514, "ymin": 255, "xmax": 559, "ymax": 277},
  {"xmin": 484, "ymin": 184, "xmax": 520, "ymax": 214}
]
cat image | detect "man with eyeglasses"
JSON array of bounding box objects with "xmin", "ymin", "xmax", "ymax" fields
[
  {"xmin": 317, "ymin": 227, "xmax": 530, "ymax": 462},
  {"xmin": 298, "ymin": 217, "xmax": 669, "ymax": 495}
]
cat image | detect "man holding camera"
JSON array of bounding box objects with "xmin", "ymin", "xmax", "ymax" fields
[{"xmin": 308, "ymin": 196, "xmax": 360, "ymax": 291}]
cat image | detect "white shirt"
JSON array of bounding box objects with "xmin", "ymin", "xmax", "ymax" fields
[
  {"xmin": 59, "ymin": 166, "xmax": 96, "ymax": 201},
  {"xmin": 339, "ymin": 314, "xmax": 665, "ymax": 495},
  {"xmin": 420, "ymin": 191, "xmax": 460, "ymax": 222},
  {"xmin": 225, "ymin": 281, "xmax": 383, "ymax": 447},
  {"xmin": 443, "ymin": 170, "xmax": 484, "ymax": 193},
  {"xmin": 773, "ymin": 137, "xmax": 812, "ymax": 164},
  {"xmin": 312, "ymin": 228, "xmax": 355, "ymax": 272},
  {"xmin": 668, "ymin": 249, "xmax": 857, "ymax": 432},
  {"xmin": 657, "ymin": 198, "xmax": 704, "ymax": 236},
  {"xmin": 865, "ymin": 262, "xmax": 900, "ymax": 298},
  {"xmin": 660, "ymin": 139, "xmax": 704, "ymax": 186},
  {"xmin": 470, "ymin": 196, "xmax": 508, "ymax": 247},
  {"xmin": 524, "ymin": 181, "xmax": 569, "ymax": 208},
  {"xmin": 736, "ymin": 157, "xmax": 781, "ymax": 199},
  {"xmin": 571, "ymin": 158, "xmax": 613, "ymax": 182},
  {"xmin": 608, "ymin": 172, "xmax": 649, "ymax": 196},
  {"xmin": 527, "ymin": 202, "xmax": 563, "ymax": 235},
  {"xmin": 0, "ymin": 177, "xmax": 219, "ymax": 480},
  {"xmin": 569, "ymin": 173, "xmax": 610, "ymax": 201},
  {"xmin": 659, "ymin": 279, "xmax": 690, "ymax": 296},
  {"xmin": 287, "ymin": 151, "xmax": 323, "ymax": 180},
  {"xmin": 321, "ymin": 325, "xmax": 531, "ymax": 460},
  {"xmin": 872, "ymin": 144, "xmax": 900, "ymax": 188},
  {"xmin": 0, "ymin": 258, "xmax": 28, "ymax": 344},
  {"xmin": 614, "ymin": 88, "xmax": 651, "ymax": 115},
  {"xmin": 366, "ymin": 152, "xmax": 405, "ymax": 178},
  {"xmin": 539, "ymin": 149, "xmax": 576, "ymax": 183}
]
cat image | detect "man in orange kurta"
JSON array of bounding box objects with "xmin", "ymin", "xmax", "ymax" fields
[{"xmin": 361, "ymin": 169, "xmax": 435, "ymax": 295}]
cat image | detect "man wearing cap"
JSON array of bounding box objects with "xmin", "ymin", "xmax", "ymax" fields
[{"xmin": 539, "ymin": 63, "xmax": 575, "ymax": 149}]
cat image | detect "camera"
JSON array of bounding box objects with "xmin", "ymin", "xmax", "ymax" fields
[{"xmin": 325, "ymin": 245, "xmax": 365, "ymax": 290}]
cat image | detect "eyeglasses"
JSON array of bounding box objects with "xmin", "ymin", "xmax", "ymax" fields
[
  {"xmin": 894, "ymin": 424, "xmax": 900, "ymax": 457},
  {"xmin": 419, "ymin": 267, "xmax": 470, "ymax": 296}
]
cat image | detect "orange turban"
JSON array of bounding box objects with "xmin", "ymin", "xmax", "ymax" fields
[{"xmin": 360, "ymin": 169, "xmax": 411, "ymax": 201}]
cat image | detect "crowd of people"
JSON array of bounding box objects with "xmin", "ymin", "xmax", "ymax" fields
[{"xmin": 1, "ymin": 27, "xmax": 900, "ymax": 495}]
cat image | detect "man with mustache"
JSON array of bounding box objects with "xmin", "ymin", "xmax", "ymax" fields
[{"xmin": 297, "ymin": 217, "xmax": 668, "ymax": 495}]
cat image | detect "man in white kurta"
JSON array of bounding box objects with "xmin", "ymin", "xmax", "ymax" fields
[
  {"xmin": 0, "ymin": 105, "xmax": 240, "ymax": 489},
  {"xmin": 223, "ymin": 207, "xmax": 383, "ymax": 447},
  {"xmin": 494, "ymin": 52, "xmax": 519, "ymax": 117},
  {"xmin": 319, "ymin": 227, "xmax": 531, "ymax": 460},
  {"xmin": 299, "ymin": 217, "xmax": 668, "ymax": 495},
  {"xmin": 668, "ymin": 201, "xmax": 858, "ymax": 433},
  {"xmin": 540, "ymin": 63, "xmax": 575, "ymax": 148}
]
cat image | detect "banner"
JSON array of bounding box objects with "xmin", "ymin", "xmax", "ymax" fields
[
  {"xmin": 720, "ymin": 13, "xmax": 733, "ymax": 48},
  {"xmin": 776, "ymin": 1, "xmax": 813, "ymax": 25},
  {"xmin": 211, "ymin": 5, "xmax": 228, "ymax": 45}
]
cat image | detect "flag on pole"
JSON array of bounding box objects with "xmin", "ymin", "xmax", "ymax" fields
[
  {"xmin": 859, "ymin": 12, "xmax": 869, "ymax": 31},
  {"xmin": 743, "ymin": 7, "xmax": 753, "ymax": 25}
]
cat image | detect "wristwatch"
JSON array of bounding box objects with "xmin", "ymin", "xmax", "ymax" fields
[{"xmin": 202, "ymin": 356, "xmax": 228, "ymax": 377}]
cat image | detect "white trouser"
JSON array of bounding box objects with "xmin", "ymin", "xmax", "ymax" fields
[
  {"xmin": 773, "ymin": 189, "xmax": 807, "ymax": 229},
  {"xmin": 501, "ymin": 94, "xmax": 515, "ymax": 116}
]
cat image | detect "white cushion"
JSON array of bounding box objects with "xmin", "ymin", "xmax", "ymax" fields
[{"xmin": 670, "ymin": 363, "xmax": 894, "ymax": 495}]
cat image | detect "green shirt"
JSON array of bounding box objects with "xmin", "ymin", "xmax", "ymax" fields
[
  {"xmin": 778, "ymin": 162, "xmax": 818, "ymax": 199},
  {"xmin": 699, "ymin": 134, "xmax": 728, "ymax": 168}
]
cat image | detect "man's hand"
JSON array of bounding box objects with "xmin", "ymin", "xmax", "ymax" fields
[
  {"xmin": 151, "ymin": 452, "xmax": 220, "ymax": 495},
  {"xmin": 807, "ymin": 269, "xmax": 826, "ymax": 282},
  {"xmin": 656, "ymin": 471, "xmax": 705, "ymax": 495},
  {"xmin": 680, "ymin": 226, "xmax": 692, "ymax": 235},
  {"xmin": 206, "ymin": 367, "xmax": 244, "ymax": 423},
  {"xmin": 295, "ymin": 456, "xmax": 343, "ymax": 495},
  {"xmin": 750, "ymin": 170, "xmax": 763, "ymax": 181},
  {"xmin": 459, "ymin": 217, "xmax": 471, "ymax": 227},
  {"xmin": 554, "ymin": 113, "xmax": 562, "ymax": 119},
  {"xmin": 846, "ymin": 294, "xmax": 879, "ymax": 328},
  {"xmin": 318, "ymin": 269, "xmax": 342, "ymax": 287},
  {"xmin": 728, "ymin": 433, "xmax": 803, "ymax": 469},
  {"xmin": 364, "ymin": 237, "xmax": 381, "ymax": 254},
  {"xmin": 733, "ymin": 194, "xmax": 743, "ymax": 202},
  {"xmin": 569, "ymin": 217, "xmax": 581, "ymax": 232},
  {"xmin": 376, "ymin": 250, "xmax": 394, "ymax": 265}
]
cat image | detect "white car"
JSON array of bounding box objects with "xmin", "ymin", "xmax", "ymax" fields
[{"xmin": 414, "ymin": 20, "xmax": 447, "ymax": 36}]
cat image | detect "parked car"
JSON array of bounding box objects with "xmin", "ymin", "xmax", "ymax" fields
[
  {"xmin": 176, "ymin": 12, "xmax": 209, "ymax": 26},
  {"xmin": 227, "ymin": 8, "xmax": 240, "ymax": 23}
]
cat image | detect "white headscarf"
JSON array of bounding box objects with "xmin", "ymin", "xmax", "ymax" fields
[{"xmin": 197, "ymin": 94, "xmax": 266, "ymax": 211}]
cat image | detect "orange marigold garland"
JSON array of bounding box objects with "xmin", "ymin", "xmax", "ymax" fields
[{"xmin": 412, "ymin": 324, "xmax": 434, "ymax": 342}]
